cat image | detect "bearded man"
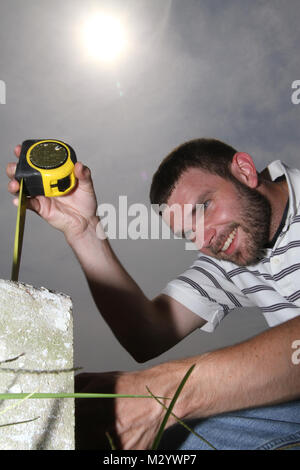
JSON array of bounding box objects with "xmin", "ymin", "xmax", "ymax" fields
[{"xmin": 7, "ymin": 138, "xmax": 300, "ymax": 450}]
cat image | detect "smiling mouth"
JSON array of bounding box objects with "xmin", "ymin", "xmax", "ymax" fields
[{"xmin": 220, "ymin": 227, "xmax": 238, "ymax": 252}]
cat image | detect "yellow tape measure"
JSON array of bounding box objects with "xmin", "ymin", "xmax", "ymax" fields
[
  {"xmin": 11, "ymin": 179, "xmax": 27, "ymax": 282},
  {"xmin": 11, "ymin": 139, "xmax": 77, "ymax": 281}
]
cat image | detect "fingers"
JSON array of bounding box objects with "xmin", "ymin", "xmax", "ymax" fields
[
  {"xmin": 7, "ymin": 161, "xmax": 19, "ymax": 195},
  {"xmin": 75, "ymin": 162, "xmax": 91, "ymax": 180},
  {"xmin": 6, "ymin": 162, "xmax": 17, "ymax": 179},
  {"xmin": 7, "ymin": 145, "xmax": 21, "ymax": 195},
  {"xmin": 8, "ymin": 177, "xmax": 19, "ymax": 195},
  {"xmin": 14, "ymin": 145, "xmax": 21, "ymax": 158},
  {"xmin": 12, "ymin": 194, "xmax": 41, "ymax": 214},
  {"xmin": 74, "ymin": 162, "xmax": 94, "ymax": 192}
]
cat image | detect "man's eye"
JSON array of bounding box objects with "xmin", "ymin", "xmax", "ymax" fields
[{"xmin": 203, "ymin": 200, "xmax": 210, "ymax": 210}]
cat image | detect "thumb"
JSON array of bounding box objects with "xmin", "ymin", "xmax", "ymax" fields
[{"xmin": 75, "ymin": 162, "xmax": 94, "ymax": 191}]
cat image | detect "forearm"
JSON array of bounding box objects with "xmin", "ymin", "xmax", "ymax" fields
[
  {"xmin": 141, "ymin": 316, "xmax": 300, "ymax": 425},
  {"xmin": 66, "ymin": 217, "xmax": 163, "ymax": 360}
]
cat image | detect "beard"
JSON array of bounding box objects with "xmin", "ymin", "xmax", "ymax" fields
[{"xmin": 211, "ymin": 178, "xmax": 272, "ymax": 266}]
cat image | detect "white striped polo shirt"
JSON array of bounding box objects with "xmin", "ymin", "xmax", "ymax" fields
[{"xmin": 161, "ymin": 160, "xmax": 300, "ymax": 332}]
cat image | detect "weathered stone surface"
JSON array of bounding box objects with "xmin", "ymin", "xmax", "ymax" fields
[{"xmin": 0, "ymin": 280, "xmax": 74, "ymax": 450}]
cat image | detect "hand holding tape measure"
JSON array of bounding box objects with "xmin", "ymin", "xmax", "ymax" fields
[{"xmin": 11, "ymin": 139, "xmax": 77, "ymax": 281}]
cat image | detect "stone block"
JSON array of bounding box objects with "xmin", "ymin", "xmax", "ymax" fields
[{"xmin": 0, "ymin": 280, "xmax": 74, "ymax": 450}]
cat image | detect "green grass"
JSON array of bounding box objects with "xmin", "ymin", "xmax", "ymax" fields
[{"xmin": 0, "ymin": 363, "xmax": 216, "ymax": 450}]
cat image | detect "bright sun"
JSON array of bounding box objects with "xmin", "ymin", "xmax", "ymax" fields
[{"xmin": 82, "ymin": 13, "xmax": 128, "ymax": 62}]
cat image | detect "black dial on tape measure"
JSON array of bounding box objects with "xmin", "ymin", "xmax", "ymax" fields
[{"xmin": 29, "ymin": 142, "xmax": 68, "ymax": 169}]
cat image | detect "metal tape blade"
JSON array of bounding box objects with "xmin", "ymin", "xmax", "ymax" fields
[{"xmin": 11, "ymin": 178, "xmax": 27, "ymax": 281}]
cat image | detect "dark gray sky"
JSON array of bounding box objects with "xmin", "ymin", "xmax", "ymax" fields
[{"xmin": 1, "ymin": 0, "xmax": 300, "ymax": 372}]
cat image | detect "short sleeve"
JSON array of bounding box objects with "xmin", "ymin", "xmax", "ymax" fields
[{"xmin": 161, "ymin": 256, "xmax": 255, "ymax": 332}]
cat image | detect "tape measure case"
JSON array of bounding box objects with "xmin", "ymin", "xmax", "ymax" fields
[{"xmin": 15, "ymin": 139, "xmax": 77, "ymax": 197}]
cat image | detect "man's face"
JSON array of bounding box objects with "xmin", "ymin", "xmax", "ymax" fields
[{"xmin": 165, "ymin": 167, "xmax": 271, "ymax": 266}]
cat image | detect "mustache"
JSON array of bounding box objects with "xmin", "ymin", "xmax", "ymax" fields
[{"xmin": 211, "ymin": 223, "xmax": 238, "ymax": 254}]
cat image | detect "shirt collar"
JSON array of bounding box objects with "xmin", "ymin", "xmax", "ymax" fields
[{"xmin": 266, "ymin": 160, "xmax": 298, "ymax": 231}]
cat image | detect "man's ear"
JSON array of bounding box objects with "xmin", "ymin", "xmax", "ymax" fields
[{"xmin": 230, "ymin": 152, "xmax": 259, "ymax": 188}]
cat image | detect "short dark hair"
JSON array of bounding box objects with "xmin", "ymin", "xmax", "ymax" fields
[{"xmin": 149, "ymin": 138, "xmax": 238, "ymax": 206}]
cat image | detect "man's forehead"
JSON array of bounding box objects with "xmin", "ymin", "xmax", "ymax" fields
[{"xmin": 167, "ymin": 167, "xmax": 221, "ymax": 204}]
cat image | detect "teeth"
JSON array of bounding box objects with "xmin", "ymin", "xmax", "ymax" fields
[{"xmin": 221, "ymin": 228, "xmax": 237, "ymax": 252}]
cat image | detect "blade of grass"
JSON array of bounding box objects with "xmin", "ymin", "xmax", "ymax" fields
[
  {"xmin": 274, "ymin": 442, "xmax": 300, "ymax": 450},
  {"xmin": 105, "ymin": 431, "xmax": 116, "ymax": 450},
  {"xmin": 0, "ymin": 353, "xmax": 25, "ymax": 365},
  {"xmin": 150, "ymin": 364, "xmax": 196, "ymax": 450},
  {"xmin": 0, "ymin": 392, "xmax": 169, "ymax": 400},
  {"xmin": 0, "ymin": 366, "xmax": 82, "ymax": 374},
  {"xmin": 0, "ymin": 390, "xmax": 38, "ymax": 417},
  {"xmin": 146, "ymin": 387, "xmax": 216, "ymax": 450},
  {"xmin": 0, "ymin": 416, "xmax": 40, "ymax": 428}
]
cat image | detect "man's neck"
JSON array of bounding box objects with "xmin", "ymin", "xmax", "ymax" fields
[{"xmin": 259, "ymin": 174, "xmax": 289, "ymax": 243}]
